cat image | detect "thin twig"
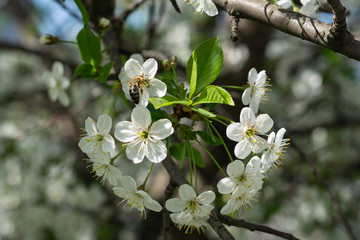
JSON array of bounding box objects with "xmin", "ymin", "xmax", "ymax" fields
[
  {"xmin": 326, "ymin": 0, "xmax": 348, "ymax": 44},
  {"xmin": 217, "ymin": 213, "xmax": 301, "ymax": 240},
  {"xmin": 291, "ymin": 140, "xmax": 358, "ymax": 240},
  {"xmin": 169, "ymin": 0, "xmax": 181, "ymax": 13},
  {"xmin": 53, "ymin": 0, "xmax": 83, "ymax": 22}
]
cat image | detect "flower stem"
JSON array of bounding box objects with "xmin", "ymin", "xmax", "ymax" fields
[
  {"xmin": 215, "ymin": 114, "xmax": 233, "ymax": 123},
  {"xmin": 142, "ymin": 162, "xmax": 155, "ymax": 187},
  {"xmin": 186, "ymin": 140, "xmax": 193, "ymax": 187},
  {"xmin": 58, "ymin": 40, "xmax": 78, "ymax": 45},
  {"xmin": 189, "ymin": 142, "xmax": 197, "ymax": 193},
  {"xmin": 196, "ymin": 139, "xmax": 226, "ymax": 177},
  {"xmin": 110, "ymin": 148, "xmax": 126, "ymax": 164},
  {"xmin": 219, "ymin": 85, "xmax": 246, "ymax": 91},
  {"xmin": 210, "ymin": 123, "xmax": 234, "ymax": 162},
  {"xmin": 209, "ymin": 117, "xmax": 228, "ymax": 127}
]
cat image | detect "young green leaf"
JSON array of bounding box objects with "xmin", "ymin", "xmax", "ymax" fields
[
  {"xmin": 191, "ymin": 107, "xmax": 216, "ymax": 118},
  {"xmin": 77, "ymin": 26, "xmax": 102, "ymax": 67},
  {"xmin": 195, "ymin": 131, "xmax": 222, "ymax": 146},
  {"xmin": 186, "ymin": 37, "xmax": 223, "ymax": 98},
  {"xmin": 169, "ymin": 143, "xmax": 186, "ymax": 168},
  {"xmin": 192, "ymin": 85, "xmax": 234, "ymax": 106},
  {"xmin": 74, "ymin": 63, "xmax": 96, "ymax": 77},
  {"xmin": 98, "ymin": 61, "xmax": 114, "ymax": 83},
  {"xmin": 74, "ymin": 0, "xmax": 89, "ymax": 25},
  {"xmin": 149, "ymin": 96, "xmax": 190, "ymax": 109}
]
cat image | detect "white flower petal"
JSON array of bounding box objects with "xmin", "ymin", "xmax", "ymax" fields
[
  {"xmin": 196, "ymin": 205, "xmax": 214, "ymax": 216},
  {"xmin": 165, "ymin": 198, "xmax": 187, "ymax": 212},
  {"xmin": 97, "ymin": 114, "xmax": 112, "ymax": 133},
  {"xmin": 146, "ymin": 140, "xmax": 167, "ymax": 163},
  {"xmin": 151, "ymin": 119, "xmax": 174, "ymax": 140},
  {"xmin": 256, "ymin": 70, "xmax": 267, "ymax": 85},
  {"xmin": 130, "ymin": 54, "xmax": 144, "ymax": 64},
  {"xmin": 267, "ymin": 132, "xmax": 276, "ymax": 144},
  {"xmin": 234, "ymin": 140, "xmax": 252, "ymax": 159},
  {"xmin": 247, "ymin": 68, "xmax": 257, "ymax": 85},
  {"xmin": 242, "ymin": 88, "xmax": 251, "ymax": 105},
  {"xmin": 217, "ymin": 178, "xmax": 234, "ymax": 194},
  {"xmin": 255, "ymin": 114, "xmax": 273, "ymax": 133},
  {"xmin": 226, "ymin": 122, "xmax": 244, "ymax": 142},
  {"xmin": 249, "ymin": 97, "xmax": 260, "ymax": 113},
  {"xmin": 58, "ymin": 91, "xmax": 70, "ymax": 107},
  {"xmin": 227, "ymin": 160, "xmax": 244, "ymax": 178},
  {"xmin": 131, "ymin": 106, "xmax": 152, "ymax": 129},
  {"xmin": 252, "ymin": 136, "xmax": 268, "ymax": 153},
  {"xmin": 124, "ymin": 59, "xmax": 143, "ymax": 78},
  {"xmin": 246, "ymin": 156, "xmax": 261, "ymax": 174},
  {"xmin": 120, "ymin": 175, "xmax": 137, "ymax": 191},
  {"xmin": 148, "ymin": 78, "xmax": 167, "ymax": 98},
  {"xmin": 179, "ymin": 184, "xmax": 196, "ymax": 201},
  {"xmin": 102, "ymin": 133, "xmax": 115, "ymax": 152},
  {"xmin": 143, "ymin": 195, "xmax": 162, "ymax": 212},
  {"xmin": 197, "ymin": 191, "xmax": 215, "ymax": 205},
  {"xmin": 138, "ymin": 89, "xmax": 149, "ymax": 107},
  {"xmin": 85, "ymin": 117, "xmax": 97, "ymax": 134},
  {"xmin": 275, "ymin": 128, "xmax": 286, "ymax": 144},
  {"xmin": 126, "ymin": 139, "xmax": 146, "ymax": 164},
  {"xmin": 204, "ymin": 0, "xmax": 218, "ymax": 16},
  {"xmin": 114, "ymin": 121, "xmax": 138, "ymax": 142},
  {"xmin": 240, "ymin": 107, "xmax": 255, "ymax": 125},
  {"xmin": 142, "ymin": 58, "xmax": 158, "ymax": 79}
]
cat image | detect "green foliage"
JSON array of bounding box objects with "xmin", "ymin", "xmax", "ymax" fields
[
  {"xmin": 98, "ymin": 62, "xmax": 114, "ymax": 83},
  {"xmin": 150, "ymin": 96, "xmax": 191, "ymax": 109},
  {"xmin": 77, "ymin": 26, "xmax": 102, "ymax": 67},
  {"xmin": 195, "ymin": 130, "xmax": 221, "ymax": 146},
  {"xmin": 74, "ymin": 0, "xmax": 89, "ymax": 25},
  {"xmin": 74, "ymin": 63, "xmax": 96, "ymax": 77},
  {"xmin": 192, "ymin": 85, "xmax": 234, "ymax": 106},
  {"xmin": 169, "ymin": 143, "xmax": 187, "ymax": 168},
  {"xmin": 186, "ymin": 37, "xmax": 223, "ymax": 98},
  {"xmin": 191, "ymin": 107, "xmax": 216, "ymax": 118}
]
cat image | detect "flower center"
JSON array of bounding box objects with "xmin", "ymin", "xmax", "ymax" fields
[
  {"xmin": 245, "ymin": 127, "xmax": 256, "ymax": 138},
  {"xmin": 236, "ymin": 174, "xmax": 247, "ymax": 183},
  {"xmin": 95, "ymin": 134, "xmax": 104, "ymax": 141},
  {"xmin": 140, "ymin": 130, "xmax": 149, "ymax": 139}
]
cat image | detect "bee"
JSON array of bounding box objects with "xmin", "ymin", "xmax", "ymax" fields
[{"xmin": 127, "ymin": 75, "xmax": 149, "ymax": 104}]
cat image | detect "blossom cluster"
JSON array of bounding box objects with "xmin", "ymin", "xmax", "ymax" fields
[{"xmin": 75, "ymin": 53, "xmax": 289, "ymax": 233}]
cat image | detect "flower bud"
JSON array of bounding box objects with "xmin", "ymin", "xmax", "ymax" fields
[
  {"xmin": 99, "ymin": 17, "xmax": 110, "ymax": 30},
  {"xmin": 39, "ymin": 34, "xmax": 58, "ymax": 45},
  {"xmin": 170, "ymin": 56, "xmax": 177, "ymax": 68},
  {"xmin": 162, "ymin": 59, "xmax": 171, "ymax": 71}
]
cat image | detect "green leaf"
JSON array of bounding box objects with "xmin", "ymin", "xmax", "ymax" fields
[
  {"xmin": 195, "ymin": 131, "xmax": 221, "ymax": 146},
  {"xmin": 150, "ymin": 96, "xmax": 190, "ymax": 109},
  {"xmin": 98, "ymin": 62, "xmax": 114, "ymax": 83},
  {"xmin": 191, "ymin": 107, "xmax": 216, "ymax": 118},
  {"xmin": 169, "ymin": 143, "xmax": 186, "ymax": 168},
  {"xmin": 186, "ymin": 37, "xmax": 223, "ymax": 98},
  {"xmin": 188, "ymin": 53, "xmax": 197, "ymax": 98},
  {"xmin": 74, "ymin": 0, "xmax": 89, "ymax": 25},
  {"xmin": 192, "ymin": 85, "xmax": 234, "ymax": 106},
  {"xmin": 74, "ymin": 63, "xmax": 96, "ymax": 77},
  {"xmin": 77, "ymin": 26, "xmax": 102, "ymax": 67},
  {"xmin": 187, "ymin": 147, "xmax": 205, "ymax": 168}
]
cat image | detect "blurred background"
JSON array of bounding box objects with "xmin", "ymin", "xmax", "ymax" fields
[{"xmin": 0, "ymin": 0, "xmax": 360, "ymax": 239}]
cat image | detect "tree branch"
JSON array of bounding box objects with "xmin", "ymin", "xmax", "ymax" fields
[
  {"xmin": 217, "ymin": 213, "xmax": 301, "ymax": 240},
  {"xmin": 326, "ymin": 0, "xmax": 347, "ymax": 44},
  {"xmin": 212, "ymin": 0, "xmax": 360, "ymax": 61}
]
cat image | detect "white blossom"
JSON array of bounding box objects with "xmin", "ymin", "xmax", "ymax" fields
[
  {"xmin": 276, "ymin": 0, "xmax": 292, "ymax": 8},
  {"xmin": 166, "ymin": 184, "xmax": 215, "ymax": 233},
  {"xmin": 113, "ymin": 175, "xmax": 162, "ymax": 218},
  {"xmin": 242, "ymin": 68, "xmax": 270, "ymax": 113},
  {"xmin": 184, "ymin": 0, "xmax": 218, "ymax": 17},
  {"xmin": 114, "ymin": 106, "xmax": 174, "ymax": 164},
  {"xmin": 119, "ymin": 54, "xmax": 167, "ymax": 107},
  {"xmin": 43, "ymin": 61, "xmax": 70, "ymax": 106},
  {"xmin": 78, "ymin": 114, "xmax": 115, "ymax": 163},
  {"xmin": 226, "ymin": 107, "xmax": 273, "ymax": 159},
  {"xmin": 217, "ymin": 157, "xmax": 264, "ymax": 195},
  {"xmin": 261, "ymin": 128, "xmax": 289, "ymax": 173},
  {"xmin": 220, "ymin": 183, "xmax": 262, "ymax": 215},
  {"xmin": 91, "ymin": 155, "xmax": 122, "ymax": 186},
  {"xmin": 300, "ymin": 0, "xmax": 319, "ymax": 16}
]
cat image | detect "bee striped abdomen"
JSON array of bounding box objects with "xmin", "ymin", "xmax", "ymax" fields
[{"xmin": 129, "ymin": 84, "xmax": 140, "ymax": 104}]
